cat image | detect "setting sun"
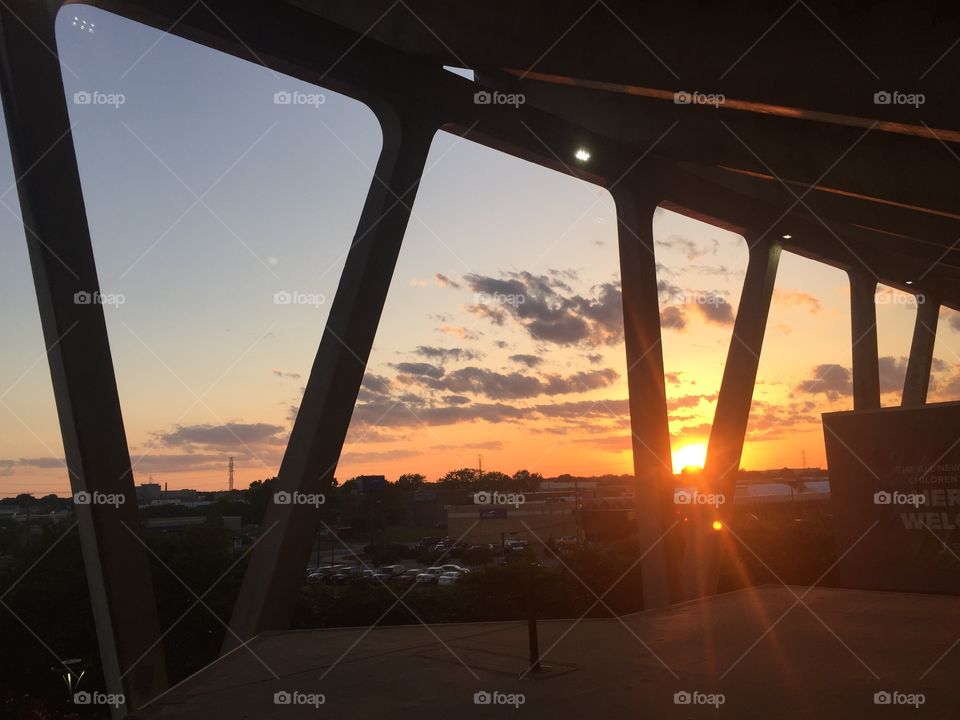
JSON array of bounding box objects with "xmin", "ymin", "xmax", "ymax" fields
[{"xmin": 672, "ymin": 443, "xmax": 707, "ymax": 474}]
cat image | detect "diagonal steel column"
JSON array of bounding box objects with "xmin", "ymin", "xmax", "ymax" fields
[
  {"xmin": 902, "ymin": 295, "xmax": 940, "ymax": 407},
  {"xmin": 226, "ymin": 109, "xmax": 436, "ymax": 644},
  {"xmin": 684, "ymin": 239, "xmax": 781, "ymax": 599},
  {"xmin": 848, "ymin": 269, "xmax": 881, "ymax": 410},
  {"xmin": 613, "ymin": 182, "xmax": 681, "ymax": 609},
  {"xmin": 0, "ymin": 1, "xmax": 166, "ymax": 713}
]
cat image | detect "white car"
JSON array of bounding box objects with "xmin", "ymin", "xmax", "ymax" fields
[
  {"xmin": 440, "ymin": 564, "xmax": 470, "ymax": 574},
  {"xmin": 437, "ymin": 571, "xmax": 462, "ymax": 586},
  {"xmin": 415, "ymin": 567, "xmax": 445, "ymax": 584}
]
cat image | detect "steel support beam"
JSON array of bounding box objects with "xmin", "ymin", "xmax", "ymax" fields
[
  {"xmin": 902, "ymin": 296, "xmax": 941, "ymax": 407},
  {"xmin": 849, "ymin": 270, "xmax": 881, "ymax": 410},
  {"xmin": 0, "ymin": 0, "xmax": 166, "ymax": 714},
  {"xmin": 612, "ymin": 182, "xmax": 681, "ymax": 609},
  {"xmin": 226, "ymin": 108, "xmax": 436, "ymax": 644},
  {"xmin": 684, "ymin": 240, "xmax": 781, "ymax": 599}
]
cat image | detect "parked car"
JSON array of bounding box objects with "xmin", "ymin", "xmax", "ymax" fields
[
  {"xmin": 326, "ymin": 566, "xmax": 361, "ymax": 585},
  {"xmin": 396, "ymin": 568, "xmax": 423, "ymax": 585},
  {"xmin": 415, "ymin": 567, "xmax": 446, "ymax": 584},
  {"xmin": 372, "ymin": 564, "xmax": 405, "ymax": 581},
  {"xmin": 557, "ymin": 536, "xmax": 578, "ymax": 550},
  {"xmin": 505, "ymin": 539, "xmax": 528, "ymax": 551},
  {"xmin": 437, "ymin": 571, "xmax": 463, "ymax": 586},
  {"xmin": 440, "ymin": 564, "xmax": 470, "ymax": 574},
  {"xmin": 306, "ymin": 564, "xmax": 349, "ymax": 584}
]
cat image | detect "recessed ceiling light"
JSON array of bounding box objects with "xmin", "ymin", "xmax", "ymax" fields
[
  {"xmin": 782, "ymin": 234, "xmax": 792, "ymax": 240},
  {"xmin": 905, "ymin": 280, "xmax": 914, "ymax": 285},
  {"xmin": 574, "ymin": 148, "xmax": 591, "ymax": 162}
]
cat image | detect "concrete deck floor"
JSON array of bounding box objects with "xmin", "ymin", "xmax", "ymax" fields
[{"xmin": 137, "ymin": 586, "xmax": 960, "ymax": 718}]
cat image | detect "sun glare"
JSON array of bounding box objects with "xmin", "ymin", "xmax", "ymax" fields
[{"xmin": 672, "ymin": 443, "xmax": 707, "ymax": 474}]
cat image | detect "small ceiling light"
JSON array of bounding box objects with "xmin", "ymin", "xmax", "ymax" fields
[
  {"xmin": 574, "ymin": 148, "xmax": 591, "ymax": 162},
  {"xmin": 905, "ymin": 280, "xmax": 914, "ymax": 285},
  {"xmin": 781, "ymin": 234, "xmax": 792, "ymax": 240}
]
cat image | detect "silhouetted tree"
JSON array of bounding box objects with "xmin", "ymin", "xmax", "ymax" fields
[{"xmin": 396, "ymin": 473, "xmax": 426, "ymax": 491}]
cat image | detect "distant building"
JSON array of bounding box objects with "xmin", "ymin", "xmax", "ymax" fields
[{"xmin": 136, "ymin": 482, "xmax": 162, "ymax": 503}]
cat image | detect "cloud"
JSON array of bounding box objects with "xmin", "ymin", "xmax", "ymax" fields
[
  {"xmin": 413, "ymin": 346, "xmax": 483, "ymax": 363},
  {"xmin": 794, "ymin": 364, "xmax": 852, "ymax": 401},
  {"xmin": 692, "ymin": 295, "xmax": 735, "ymax": 325},
  {"xmin": 351, "ymin": 400, "xmax": 528, "ymax": 429},
  {"xmin": 272, "ymin": 369, "xmax": 301, "ymax": 380},
  {"xmin": 931, "ymin": 358, "xmax": 950, "ymax": 373},
  {"xmin": 130, "ymin": 453, "xmax": 236, "ymax": 473},
  {"xmin": 357, "ymin": 373, "xmax": 394, "ymax": 402},
  {"xmin": 463, "ymin": 272, "xmax": 623, "ymax": 346},
  {"xmin": 361, "ymin": 373, "xmax": 393, "ymax": 396},
  {"xmin": 461, "ymin": 440, "xmax": 504, "ymax": 450},
  {"xmin": 404, "ymin": 366, "xmax": 619, "ymax": 400},
  {"xmin": 658, "ymin": 281, "xmax": 734, "ymax": 326},
  {"xmin": 533, "ymin": 398, "xmax": 630, "ymax": 420},
  {"xmin": 576, "ymin": 435, "xmax": 631, "ymax": 452},
  {"xmin": 745, "ymin": 399, "xmax": 820, "ymax": 440},
  {"xmin": 656, "ymin": 235, "xmax": 718, "ymax": 261},
  {"xmin": 688, "ymin": 264, "xmax": 739, "ymax": 279},
  {"xmin": 660, "ymin": 306, "xmax": 687, "ymax": 330},
  {"xmin": 152, "ymin": 422, "xmax": 287, "ymax": 450},
  {"xmin": 0, "ymin": 457, "xmax": 67, "ymax": 476},
  {"xmin": 435, "ymin": 273, "xmax": 461, "ymax": 289},
  {"xmin": 667, "ymin": 393, "xmax": 717, "ymax": 411},
  {"xmin": 340, "ymin": 447, "xmax": 421, "ymax": 462},
  {"xmin": 774, "ymin": 290, "xmax": 822, "ymax": 314},
  {"xmin": 672, "ymin": 422, "xmax": 712, "ymax": 442},
  {"xmin": 437, "ymin": 324, "xmax": 480, "ymax": 340},
  {"xmin": 878, "ymin": 356, "xmax": 908, "ymax": 394},
  {"xmin": 510, "ymin": 354, "xmax": 543, "ymax": 368},
  {"xmin": 792, "ymin": 356, "xmax": 910, "ymax": 401},
  {"xmin": 393, "ymin": 362, "xmax": 446, "ymax": 379}
]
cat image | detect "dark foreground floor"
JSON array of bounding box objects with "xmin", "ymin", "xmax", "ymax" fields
[{"xmin": 134, "ymin": 586, "xmax": 960, "ymax": 718}]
